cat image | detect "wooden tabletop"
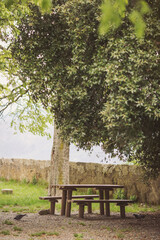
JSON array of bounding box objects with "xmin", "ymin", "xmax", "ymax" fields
[{"xmin": 55, "ymin": 184, "xmax": 124, "ymax": 189}]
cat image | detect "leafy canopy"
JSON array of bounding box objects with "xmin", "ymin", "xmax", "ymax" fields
[
  {"xmin": 1, "ymin": 0, "xmax": 154, "ymax": 39},
  {"xmin": 1, "ymin": 0, "xmax": 160, "ymax": 176},
  {"xmin": 99, "ymin": 0, "xmax": 151, "ymax": 38},
  {"xmin": 0, "ymin": 1, "xmax": 54, "ymax": 137},
  {"xmin": 2, "ymin": 0, "xmax": 52, "ymax": 12}
]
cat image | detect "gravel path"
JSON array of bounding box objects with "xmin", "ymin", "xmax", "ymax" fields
[{"xmin": 0, "ymin": 211, "xmax": 160, "ymax": 240}]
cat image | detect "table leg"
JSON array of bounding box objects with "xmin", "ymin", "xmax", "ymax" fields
[
  {"xmin": 61, "ymin": 190, "xmax": 67, "ymax": 216},
  {"xmin": 99, "ymin": 189, "xmax": 104, "ymax": 215},
  {"xmin": 117, "ymin": 203, "xmax": 127, "ymax": 218},
  {"xmin": 105, "ymin": 189, "xmax": 110, "ymax": 216},
  {"xmin": 50, "ymin": 200, "xmax": 57, "ymax": 215},
  {"xmin": 65, "ymin": 189, "xmax": 72, "ymax": 217},
  {"xmin": 120, "ymin": 205, "xmax": 125, "ymax": 218},
  {"xmin": 79, "ymin": 203, "xmax": 85, "ymax": 218},
  {"xmin": 87, "ymin": 202, "xmax": 92, "ymax": 214}
]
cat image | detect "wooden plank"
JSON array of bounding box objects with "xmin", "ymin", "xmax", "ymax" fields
[
  {"xmin": 105, "ymin": 189, "xmax": 110, "ymax": 216},
  {"xmin": 56, "ymin": 184, "xmax": 124, "ymax": 189},
  {"xmin": 73, "ymin": 195, "xmax": 99, "ymax": 199},
  {"xmin": 73, "ymin": 199, "xmax": 134, "ymax": 219},
  {"xmin": 65, "ymin": 189, "xmax": 72, "ymax": 217},
  {"xmin": 61, "ymin": 190, "xmax": 67, "ymax": 216},
  {"xmin": 1, "ymin": 189, "xmax": 13, "ymax": 194},
  {"xmin": 87, "ymin": 202, "xmax": 92, "ymax": 214},
  {"xmin": 39, "ymin": 196, "xmax": 62, "ymax": 200},
  {"xmin": 99, "ymin": 189, "xmax": 104, "ymax": 215},
  {"xmin": 50, "ymin": 201, "xmax": 56, "ymax": 214},
  {"xmin": 39, "ymin": 195, "xmax": 99, "ymax": 201},
  {"xmin": 119, "ymin": 205, "xmax": 125, "ymax": 218},
  {"xmin": 79, "ymin": 203, "xmax": 85, "ymax": 218},
  {"xmin": 71, "ymin": 199, "xmax": 134, "ymax": 203}
]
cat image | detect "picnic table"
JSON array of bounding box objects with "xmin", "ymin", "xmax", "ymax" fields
[{"xmin": 55, "ymin": 184, "xmax": 125, "ymax": 217}]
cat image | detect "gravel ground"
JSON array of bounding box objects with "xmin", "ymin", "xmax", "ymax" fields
[{"xmin": 0, "ymin": 211, "xmax": 160, "ymax": 240}]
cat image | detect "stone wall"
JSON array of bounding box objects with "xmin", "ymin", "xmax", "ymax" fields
[{"xmin": 0, "ymin": 158, "xmax": 160, "ymax": 205}]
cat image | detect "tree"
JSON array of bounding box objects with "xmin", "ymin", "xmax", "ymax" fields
[
  {"xmin": 1, "ymin": 0, "xmax": 153, "ymax": 39},
  {"xmin": 49, "ymin": 124, "xmax": 69, "ymax": 196},
  {"xmin": 99, "ymin": 0, "xmax": 151, "ymax": 38},
  {"xmin": 0, "ymin": 73, "xmax": 70, "ymax": 195},
  {"xmin": 0, "ymin": 1, "xmax": 71, "ymax": 194},
  {"xmin": 1, "ymin": 0, "xmax": 160, "ymax": 176},
  {"xmin": 2, "ymin": 0, "xmax": 52, "ymax": 12},
  {"xmin": 101, "ymin": 10, "xmax": 160, "ymax": 176},
  {"xmin": 8, "ymin": 0, "xmax": 108, "ymax": 148},
  {"xmin": 0, "ymin": 1, "xmax": 69, "ymax": 193}
]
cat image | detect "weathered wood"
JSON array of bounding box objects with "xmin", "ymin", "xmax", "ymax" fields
[
  {"xmin": 119, "ymin": 205, "xmax": 125, "ymax": 218},
  {"xmin": 66, "ymin": 189, "xmax": 72, "ymax": 217},
  {"xmin": 40, "ymin": 194, "xmax": 99, "ymax": 215},
  {"xmin": 1, "ymin": 189, "xmax": 13, "ymax": 194},
  {"xmin": 39, "ymin": 196, "xmax": 62, "ymax": 200},
  {"xmin": 39, "ymin": 194, "xmax": 99, "ymax": 200},
  {"xmin": 99, "ymin": 189, "xmax": 104, "ymax": 215},
  {"xmin": 87, "ymin": 202, "xmax": 92, "ymax": 214},
  {"xmin": 56, "ymin": 184, "xmax": 124, "ymax": 190},
  {"xmin": 79, "ymin": 203, "xmax": 85, "ymax": 218},
  {"xmin": 117, "ymin": 202, "xmax": 129, "ymax": 219},
  {"xmin": 50, "ymin": 199, "xmax": 58, "ymax": 214},
  {"xmin": 48, "ymin": 124, "xmax": 69, "ymax": 196},
  {"xmin": 105, "ymin": 189, "xmax": 110, "ymax": 216},
  {"xmin": 71, "ymin": 199, "xmax": 134, "ymax": 204},
  {"xmin": 72, "ymin": 199, "xmax": 134, "ymax": 218},
  {"xmin": 61, "ymin": 190, "xmax": 67, "ymax": 216}
]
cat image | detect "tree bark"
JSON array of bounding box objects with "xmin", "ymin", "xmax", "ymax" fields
[{"xmin": 48, "ymin": 124, "xmax": 69, "ymax": 196}]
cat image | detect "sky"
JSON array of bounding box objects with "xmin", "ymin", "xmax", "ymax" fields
[
  {"xmin": 0, "ymin": 73, "xmax": 123, "ymax": 164},
  {"xmin": 0, "ymin": 118, "xmax": 124, "ymax": 164}
]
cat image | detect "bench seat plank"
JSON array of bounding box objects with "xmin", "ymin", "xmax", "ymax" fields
[
  {"xmin": 71, "ymin": 199, "xmax": 133, "ymax": 203},
  {"xmin": 39, "ymin": 195, "xmax": 99, "ymax": 215},
  {"xmin": 71, "ymin": 199, "xmax": 134, "ymax": 219},
  {"xmin": 39, "ymin": 195, "xmax": 99, "ymax": 200}
]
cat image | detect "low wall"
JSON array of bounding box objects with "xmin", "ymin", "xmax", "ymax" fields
[{"xmin": 0, "ymin": 158, "xmax": 160, "ymax": 205}]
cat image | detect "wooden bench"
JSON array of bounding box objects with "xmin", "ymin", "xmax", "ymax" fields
[
  {"xmin": 1, "ymin": 189, "xmax": 13, "ymax": 194},
  {"xmin": 39, "ymin": 195, "xmax": 99, "ymax": 214},
  {"xmin": 71, "ymin": 199, "xmax": 134, "ymax": 218}
]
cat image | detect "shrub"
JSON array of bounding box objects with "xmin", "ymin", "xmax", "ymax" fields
[{"xmin": 113, "ymin": 189, "xmax": 126, "ymax": 199}]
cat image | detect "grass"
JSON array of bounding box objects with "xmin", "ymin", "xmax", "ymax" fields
[
  {"xmin": 31, "ymin": 231, "xmax": 59, "ymax": 237},
  {"xmin": 0, "ymin": 178, "xmax": 49, "ymax": 213},
  {"xmin": 0, "ymin": 178, "xmax": 160, "ymax": 214},
  {"xmin": 3, "ymin": 219, "xmax": 14, "ymax": 225},
  {"xmin": 13, "ymin": 226, "xmax": 23, "ymax": 231},
  {"xmin": 117, "ymin": 233, "xmax": 125, "ymax": 239},
  {"xmin": 0, "ymin": 230, "xmax": 10, "ymax": 235},
  {"xmin": 79, "ymin": 222, "xmax": 86, "ymax": 226},
  {"xmin": 74, "ymin": 233, "xmax": 84, "ymax": 239}
]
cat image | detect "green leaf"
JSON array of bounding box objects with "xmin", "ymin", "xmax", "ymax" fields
[{"xmin": 129, "ymin": 10, "xmax": 146, "ymax": 38}]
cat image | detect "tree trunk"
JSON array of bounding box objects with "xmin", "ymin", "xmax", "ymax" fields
[{"xmin": 48, "ymin": 124, "xmax": 70, "ymax": 196}]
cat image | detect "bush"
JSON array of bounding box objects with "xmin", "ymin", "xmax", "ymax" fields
[{"xmin": 113, "ymin": 189, "xmax": 126, "ymax": 199}]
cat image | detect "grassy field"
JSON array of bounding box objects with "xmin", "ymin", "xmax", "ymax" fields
[
  {"xmin": 0, "ymin": 178, "xmax": 49, "ymax": 213},
  {"xmin": 0, "ymin": 178, "xmax": 160, "ymax": 214}
]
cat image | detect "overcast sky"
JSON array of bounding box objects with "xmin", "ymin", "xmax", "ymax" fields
[
  {"xmin": 0, "ymin": 117, "xmax": 124, "ymax": 164},
  {"xmin": 0, "ymin": 72, "xmax": 123, "ymax": 164}
]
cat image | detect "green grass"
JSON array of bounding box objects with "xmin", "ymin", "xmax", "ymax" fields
[
  {"xmin": 0, "ymin": 178, "xmax": 49, "ymax": 213},
  {"xmin": 117, "ymin": 233, "xmax": 125, "ymax": 239},
  {"xmin": 31, "ymin": 231, "xmax": 46, "ymax": 236},
  {"xmin": 0, "ymin": 178, "xmax": 160, "ymax": 214},
  {"xmin": 3, "ymin": 220, "xmax": 14, "ymax": 225},
  {"xmin": 13, "ymin": 226, "xmax": 23, "ymax": 231},
  {"xmin": 79, "ymin": 222, "xmax": 86, "ymax": 226},
  {"xmin": 0, "ymin": 230, "xmax": 10, "ymax": 235},
  {"xmin": 74, "ymin": 233, "xmax": 84, "ymax": 239},
  {"xmin": 90, "ymin": 202, "xmax": 160, "ymax": 213},
  {"xmin": 31, "ymin": 231, "xmax": 59, "ymax": 237}
]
